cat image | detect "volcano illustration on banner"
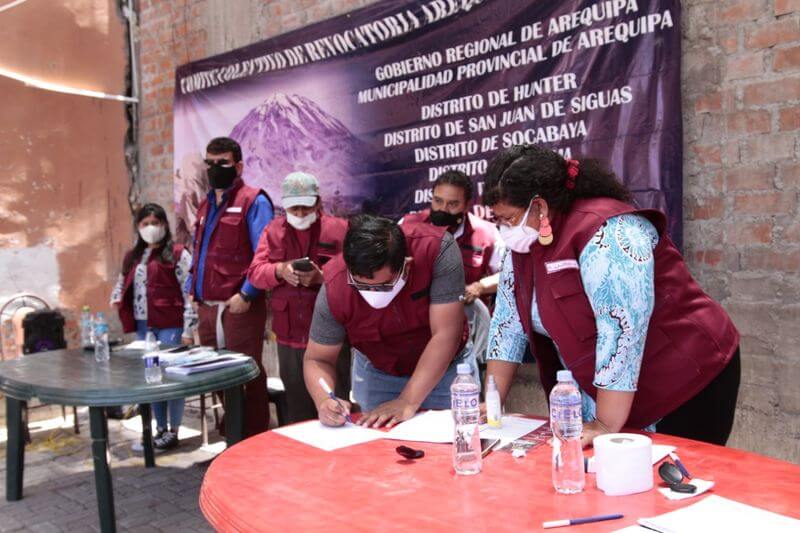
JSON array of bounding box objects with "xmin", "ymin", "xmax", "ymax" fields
[{"xmin": 230, "ymin": 93, "xmax": 376, "ymax": 215}]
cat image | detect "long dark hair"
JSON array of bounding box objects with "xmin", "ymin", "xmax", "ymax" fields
[
  {"xmin": 123, "ymin": 203, "xmax": 174, "ymax": 275},
  {"xmin": 482, "ymin": 144, "xmax": 631, "ymax": 212}
]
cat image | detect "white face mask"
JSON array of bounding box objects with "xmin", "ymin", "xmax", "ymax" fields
[
  {"xmin": 358, "ymin": 276, "xmax": 407, "ymax": 309},
  {"xmin": 139, "ymin": 224, "xmax": 166, "ymax": 244},
  {"xmin": 498, "ymin": 201, "xmax": 539, "ymax": 253},
  {"xmin": 286, "ymin": 211, "xmax": 317, "ymax": 230}
]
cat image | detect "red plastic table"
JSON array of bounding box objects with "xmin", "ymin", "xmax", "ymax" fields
[{"xmin": 199, "ymin": 418, "xmax": 800, "ymax": 532}]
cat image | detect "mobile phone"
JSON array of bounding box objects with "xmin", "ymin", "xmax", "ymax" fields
[
  {"xmin": 480, "ymin": 437, "xmax": 501, "ymax": 457},
  {"xmin": 292, "ymin": 257, "xmax": 314, "ymax": 272}
]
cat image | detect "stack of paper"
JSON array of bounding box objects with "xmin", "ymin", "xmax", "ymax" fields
[
  {"xmin": 637, "ymin": 495, "xmax": 800, "ymax": 532},
  {"xmin": 479, "ymin": 416, "xmax": 546, "ymax": 446},
  {"xmin": 164, "ymin": 353, "xmax": 250, "ymax": 375}
]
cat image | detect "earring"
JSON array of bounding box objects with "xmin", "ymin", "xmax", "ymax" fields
[{"xmin": 538, "ymin": 213, "xmax": 553, "ymax": 245}]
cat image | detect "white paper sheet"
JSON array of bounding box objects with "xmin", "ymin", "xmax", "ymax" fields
[
  {"xmin": 638, "ymin": 495, "xmax": 800, "ymax": 533},
  {"xmin": 384, "ymin": 410, "xmax": 455, "ymax": 443},
  {"xmin": 479, "ymin": 416, "xmax": 546, "ymax": 446},
  {"xmin": 272, "ymin": 420, "xmax": 384, "ymax": 451},
  {"xmin": 658, "ymin": 478, "xmax": 715, "ymax": 501},
  {"xmin": 123, "ymin": 340, "xmax": 158, "ymax": 350}
]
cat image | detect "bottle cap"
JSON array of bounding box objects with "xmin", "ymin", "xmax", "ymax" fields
[
  {"xmin": 556, "ymin": 370, "xmax": 573, "ymax": 382},
  {"xmin": 82, "ymin": 305, "xmax": 90, "ymax": 311},
  {"xmin": 487, "ymin": 375, "xmax": 497, "ymax": 390},
  {"xmin": 456, "ymin": 363, "xmax": 471, "ymax": 375}
]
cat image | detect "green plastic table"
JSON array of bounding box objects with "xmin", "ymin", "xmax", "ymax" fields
[{"xmin": 0, "ymin": 347, "xmax": 259, "ymax": 533}]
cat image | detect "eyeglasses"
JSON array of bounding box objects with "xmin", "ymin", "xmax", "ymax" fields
[
  {"xmin": 204, "ymin": 158, "xmax": 234, "ymax": 168},
  {"xmin": 347, "ymin": 260, "xmax": 409, "ymax": 292}
]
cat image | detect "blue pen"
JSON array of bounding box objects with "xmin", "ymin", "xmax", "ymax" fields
[
  {"xmin": 543, "ymin": 513, "xmax": 624, "ymax": 529},
  {"xmin": 669, "ymin": 452, "xmax": 692, "ymax": 479},
  {"xmin": 318, "ymin": 377, "xmax": 352, "ymax": 423}
]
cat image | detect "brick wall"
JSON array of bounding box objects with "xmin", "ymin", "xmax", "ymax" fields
[
  {"xmin": 681, "ymin": 0, "xmax": 800, "ymax": 461},
  {"xmin": 136, "ymin": 0, "xmax": 800, "ymax": 462}
]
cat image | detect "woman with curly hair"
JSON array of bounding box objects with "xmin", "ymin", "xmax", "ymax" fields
[{"xmin": 483, "ymin": 144, "xmax": 740, "ymax": 447}]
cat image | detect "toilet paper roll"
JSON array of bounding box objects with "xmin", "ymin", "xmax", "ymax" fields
[{"xmin": 593, "ymin": 433, "xmax": 653, "ymax": 496}]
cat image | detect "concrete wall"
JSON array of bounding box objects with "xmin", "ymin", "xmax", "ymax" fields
[
  {"xmin": 0, "ymin": 0, "xmax": 131, "ymax": 350},
  {"xmin": 136, "ymin": 0, "xmax": 800, "ymax": 462}
]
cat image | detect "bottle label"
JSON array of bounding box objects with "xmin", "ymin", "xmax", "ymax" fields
[{"xmin": 451, "ymin": 391, "xmax": 479, "ymax": 411}]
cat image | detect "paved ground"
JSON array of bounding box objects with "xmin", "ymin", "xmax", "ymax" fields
[{"xmin": 0, "ymin": 399, "xmax": 233, "ymax": 532}]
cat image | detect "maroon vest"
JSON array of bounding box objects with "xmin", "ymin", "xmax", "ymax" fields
[
  {"xmin": 118, "ymin": 244, "xmax": 185, "ymax": 333},
  {"xmin": 512, "ymin": 198, "xmax": 739, "ymax": 428},
  {"xmin": 324, "ymin": 223, "xmax": 467, "ymax": 376},
  {"xmin": 190, "ymin": 179, "xmax": 264, "ymax": 301},
  {"xmin": 266, "ymin": 214, "xmax": 348, "ymax": 346},
  {"xmin": 403, "ymin": 210, "xmax": 497, "ymax": 284}
]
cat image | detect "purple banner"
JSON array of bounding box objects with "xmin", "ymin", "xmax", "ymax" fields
[{"xmin": 174, "ymin": 0, "xmax": 682, "ymax": 247}]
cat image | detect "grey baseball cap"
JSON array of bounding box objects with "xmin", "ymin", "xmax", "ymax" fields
[{"xmin": 281, "ymin": 171, "xmax": 320, "ymax": 208}]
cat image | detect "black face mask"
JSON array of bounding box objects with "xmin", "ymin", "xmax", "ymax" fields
[
  {"xmin": 208, "ymin": 165, "xmax": 237, "ymax": 190},
  {"xmin": 430, "ymin": 209, "xmax": 464, "ymax": 229}
]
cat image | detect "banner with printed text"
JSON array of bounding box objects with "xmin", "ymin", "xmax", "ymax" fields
[{"xmin": 173, "ymin": 0, "xmax": 683, "ymax": 247}]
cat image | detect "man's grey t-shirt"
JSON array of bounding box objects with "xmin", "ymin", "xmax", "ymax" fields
[{"xmin": 310, "ymin": 232, "xmax": 465, "ymax": 346}]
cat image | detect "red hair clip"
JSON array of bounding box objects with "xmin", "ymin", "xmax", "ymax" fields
[{"xmin": 565, "ymin": 159, "xmax": 579, "ymax": 189}]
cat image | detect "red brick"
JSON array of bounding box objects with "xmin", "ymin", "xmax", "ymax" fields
[
  {"xmin": 720, "ymin": 0, "xmax": 767, "ymax": 23},
  {"xmin": 745, "ymin": 18, "xmax": 800, "ymax": 49},
  {"xmin": 726, "ymin": 110, "xmax": 771, "ymax": 135},
  {"xmin": 782, "ymin": 219, "xmax": 800, "ymax": 242},
  {"xmin": 726, "ymin": 220, "xmax": 773, "ymax": 244},
  {"xmin": 695, "ymin": 92, "xmax": 723, "ymax": 113},
  {"xmin": 743, "ymin": 77, "xmax": 800, "ymax": 105},
  {"xmin": 774, "ymin": 46, "xmax": 800, "ymax": 71},
  {"xmin": 779, "ymin": 106, "xmax": 800, "ymax": 131},
  {"xmin": 741, "ymin": 249, "xmax": 800, "ymax": 271},
  {"xmin": 745, "ymin": 134, "xmax": 797, "ymax": 161},
  {"xmin": 692, "ymin": 144, "xmax": 723, "ymax": 165},
  {"xmin": 723, "ymin": 142, "xmax": 742, "ymax": 165},
  {"xmin": 734, "ymin": 191, "xmax": 798, "ymax": 214},
  {"xmin": 726, "ymin": 53, "xmax": 764, "ymax": 79},
  {"xmin": 726, "ymin": 165, "xmax": 777, "ymax": 190},
  {"xmin": 688, "ymin": 196, "xmax": 726, "ymax": 220},
  {"xmin": 719, "ymin": 30, "xmax": 739, "ymax": 54},
  {"xmin": 692, "ymin": 249, "xmax": 724, "ymax": 268},
  {"xmin": 780, "ymin": 162, "xmax": 800, "ymax": 188},
  {"xmin": 775, "ymin": 0, "xmax": 800, "ymax": 16}
]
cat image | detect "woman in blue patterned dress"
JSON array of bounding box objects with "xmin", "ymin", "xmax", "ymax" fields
[{"xmin": 483, "ymin": 145, "xmax": 740, "ymax": 447}]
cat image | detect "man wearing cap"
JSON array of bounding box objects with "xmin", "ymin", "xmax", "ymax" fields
[
  {"xmin": 249, "ymin": 172, "xmax": 350, "ymax": 424},
  {"xmin": 188, "ymin": 136, "xmax": 274, "ymax": 437}
]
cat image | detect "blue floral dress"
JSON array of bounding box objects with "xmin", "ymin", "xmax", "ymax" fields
[{"xmin": 486, "ymin": 214, "xmax": 660, "ymax": 429}]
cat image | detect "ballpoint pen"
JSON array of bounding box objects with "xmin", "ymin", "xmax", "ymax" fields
[
  {"xmin": 669, "ymin": 451, "xmax": 692, "ymax": 479},
  {"xmin": 318, "ymin": 377, "xmax": 353, "ymax": 423}
]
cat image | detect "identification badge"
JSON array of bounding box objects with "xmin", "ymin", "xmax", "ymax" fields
[
  {"xmin": 545, "ymin": 259, "xmax": 579, "ymax": 274},
  {"xmin": 226, "ymin": 206, "xmax": 243, "ymax": 213}
]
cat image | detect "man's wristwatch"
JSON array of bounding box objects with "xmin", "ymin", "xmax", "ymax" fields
[{"xmin": 239, "ymin": 290, "xmax": 253, "ymax": 303}]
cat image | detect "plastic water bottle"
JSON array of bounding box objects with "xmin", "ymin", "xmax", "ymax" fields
[
  {"xmin": 485, "ymin": 375, "xmax": 502, "ymax": 428},
  {"xmin": 451, "ymin": 363, "xmax": 481, "ymax": 475},
  {"xmin": 93, "ymin": 312, "xmax": 110, "ymax": 363},
  {"xmin": 144, "ymin": 355, "xmax": 162, "ymax": 384},
  {"xmin": 550, "ymin": 370, "xmax": 585, "ymax": 494},
  {"xmin": 80, "ymin": 306, "xmax": 93, "ymax": 348}
]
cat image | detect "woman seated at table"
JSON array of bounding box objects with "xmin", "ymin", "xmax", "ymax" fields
[
  {"xmin": 110, "ymin": 203, "xmax": 196, "ymax": 450},
  {"xmin": 482, "ymin": 144, "xmax": 740, "ymax": 447}
]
